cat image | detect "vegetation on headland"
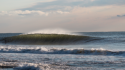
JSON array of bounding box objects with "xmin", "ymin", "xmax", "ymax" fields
[{"xmin": 2, "ymin": 34, "xmax": 91, "ymax": 45}]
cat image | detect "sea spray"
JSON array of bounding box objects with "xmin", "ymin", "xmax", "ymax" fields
[{"xmin": 27, "ymin": 28, "xmax": 74, "ymax": 35}]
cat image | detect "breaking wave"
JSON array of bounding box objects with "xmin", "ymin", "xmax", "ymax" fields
[
  {"xmin": 2, "ymin": 60, "xmax": 125, "ymax": 70},
  {"xmin": 14, "ymin": 64, "xmax": 41, "ymax": 70},
  {"xmin": 1, "ymin": 34, "xmax": 100, "ymax": 45},
  {"xmin": 0, "ymin": 46, "xmax": 124, "ymax": 56}
]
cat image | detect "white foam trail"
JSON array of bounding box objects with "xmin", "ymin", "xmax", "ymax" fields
[
  {"xmin": 26, "ymin": 28, "xmax": 76, "ymax": 35},
  {"xmin": 14, "ymin": 63, "xmax": 41, "ymax": 70},
  {"xmin": 0, "ymin": 46, "xmax": 124, "ymax": 55}
]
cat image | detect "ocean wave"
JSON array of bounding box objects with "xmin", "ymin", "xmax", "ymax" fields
[
  {"xmin": 1, "ymin": 34, "xmax": 102, "ymax": 45},
  {"xmin": 0, "ymin": 62, "xmax": 48, "ymax": 70},
  {"xmin": 0, "ymin": 47, "xmax": 124, "ymax": 56},
  {"xmin": 2, "ymin": 61, "xmax": 125, "ymax": 70}
]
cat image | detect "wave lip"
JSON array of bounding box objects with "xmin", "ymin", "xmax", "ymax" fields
[{"xmin": 2, "ymin": 34, "xmax": 93, "ymax": 45}]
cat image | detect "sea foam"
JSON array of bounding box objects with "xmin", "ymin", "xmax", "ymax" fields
[{"xmin": 0, "ymin": 45, "xmax": 124, "ymax": 56}]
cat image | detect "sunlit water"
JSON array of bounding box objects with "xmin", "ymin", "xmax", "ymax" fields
[{"xmin": 0, "ymin": 32, "xmax": 125, "ymax": 70}]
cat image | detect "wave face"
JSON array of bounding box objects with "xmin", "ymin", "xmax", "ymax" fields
[
  {"xmin": 0, "ymin": 46, "xmax": 124, "ymax": 56},
  {"xmin": 1, "ymin": 34, "xmax": 98, "ymax": 45},
  {"xmin": 1, "ymin": 32, "xmax": 125, "ymax": 44},
  {"xmin": 0, "ymin": 33, "xmax": 21, "ymax": 40}
]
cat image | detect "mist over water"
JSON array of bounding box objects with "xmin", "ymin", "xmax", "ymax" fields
[{"xmin": 27, "ymin": 28, "xmax": 75, "ymax": 35}]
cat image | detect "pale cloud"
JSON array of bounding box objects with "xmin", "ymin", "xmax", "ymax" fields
[
  {"xmin": 56, "ymin": 11, "xmax": 69, "ymax": 14},
  {"xmin": 0, "ymin": 10, "xmax": 69, "ymax": 16},
  {"xmin": 0, "ymin": 10, "xmax": 47, "ymax": 16}
]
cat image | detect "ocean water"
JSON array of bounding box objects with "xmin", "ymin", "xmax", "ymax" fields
[{"xmin": 0, "ymin": 32, "xmax": 125, "ymax": 70}]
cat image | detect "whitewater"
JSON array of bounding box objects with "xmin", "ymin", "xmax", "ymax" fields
[{"xmin": 1, "ymin": 32, "xmax": 125, "ymax": 70}]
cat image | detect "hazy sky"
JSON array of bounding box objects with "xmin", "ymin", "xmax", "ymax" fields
[{"xmin": 0, "ymin": 0, "xmax": 125, "ymax": 33}]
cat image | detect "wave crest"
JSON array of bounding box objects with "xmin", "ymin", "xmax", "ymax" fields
[{"xmin": 0, "ymin": 46, "xmax": 124, "ymax": 55}]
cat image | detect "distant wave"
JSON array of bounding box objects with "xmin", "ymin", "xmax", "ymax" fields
[
  {"xmin": 0, "ymin": 47, "xmax": 124, "ymax": 56},
  {"xmin": 1, "ymin": 34, "xmax": 102, "ymax": 45}
]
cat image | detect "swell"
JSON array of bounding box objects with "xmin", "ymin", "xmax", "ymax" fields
[
  {"xmin": 1, "ymin": 34, "xmax": 101, "ymax": 45},
  {"xmin": 0, "ymin": 47, "xmax": 124, "ymax": 56}
]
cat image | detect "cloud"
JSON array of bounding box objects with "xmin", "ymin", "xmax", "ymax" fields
[
  {"xmin": 0, "ymin": 10, "xmax": 69, "ymax": 16},
  {"xmin": 19, "ymin": 0, "xmax": 125, "ymax": 12},
  {"xmin": 117, "ymin": 15, "xmax": 125, "ymax": 17}
]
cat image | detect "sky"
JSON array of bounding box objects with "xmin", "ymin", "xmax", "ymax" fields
[{"xmin": 0, "ymin": 0, "xmax": 125, "ymax": 33}]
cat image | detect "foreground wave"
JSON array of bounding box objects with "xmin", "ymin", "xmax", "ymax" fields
[
  {"xmin": 2, "ymin": 62, "xmax": 122, "ymax": 70},
  {"xmin": 1, "ymin": 34, "xmax": 99, "ymax": 45},
  {"xmin": 0, "ymin": 47, "xmax": 124, "ymax": 56}
]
